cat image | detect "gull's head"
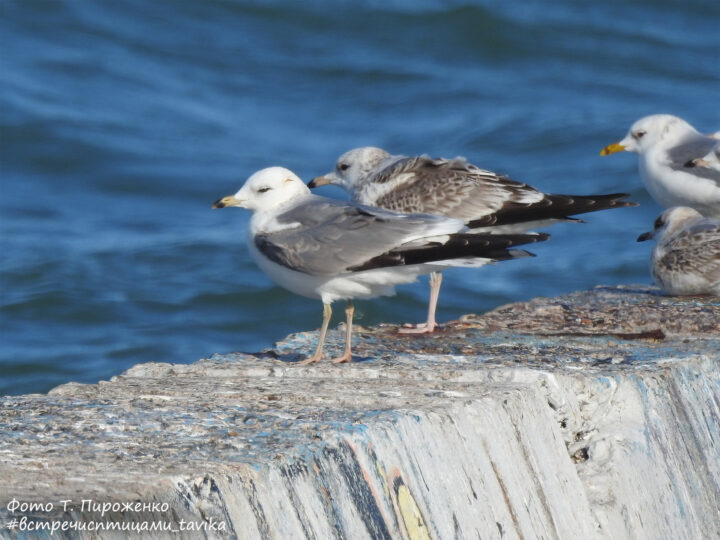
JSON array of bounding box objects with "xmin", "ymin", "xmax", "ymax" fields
[
  {"xmin": 212, "ymin": 167, "xmax": 310, "ymax": 213},
  {"xmin": 637, "ymin": 206, "xmax": 703, "ymax": 242},
  {"xmin": 602, "ymin": 114, "xmax": 698, "ymax": 156},
  {"xmin": 308, "ymin": 147, "xmax": 391, "ymax": 193}
]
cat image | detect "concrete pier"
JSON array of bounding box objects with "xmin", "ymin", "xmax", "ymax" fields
[{"xmin": 1, "ymin": 286, "xmax": 718, "ymax": 539}]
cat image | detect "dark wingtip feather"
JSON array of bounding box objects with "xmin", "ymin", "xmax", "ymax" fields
[
  {"xmin": 507, "ymin": 249, "xmax": 535, "ymax": 258},
  {"xmin": 467, "ymin": 193, "xmax": 638, "ymax": 229},
  {"xmin": 597, "ymin": 193, "xmax": 639, "ymax": 208},
  {"xmin": 348, "ymin": 231, "xmax": 549, "ymax": 271}
]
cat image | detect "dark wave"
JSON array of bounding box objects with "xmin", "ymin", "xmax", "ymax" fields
[{"xmin": 1, "ymin": 0, "xmax": 718, "ymax": 395}]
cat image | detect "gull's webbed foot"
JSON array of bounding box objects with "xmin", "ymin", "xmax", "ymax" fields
[
  {"xmin": 397, "ymin": 321, "xmax": 439, "ymax": 334},
  {"xmin": 330, "ymin": 351, "xmax": 353, "ymax": 364}
]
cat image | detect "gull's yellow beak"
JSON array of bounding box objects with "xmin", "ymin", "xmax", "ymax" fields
[
  {"xmin": 212, "ymin": 195, "xmax": 244, "ymax": 209},
  {"xmin": 307, "ymin": 175, "xmax": 331, "ymax": 189},
  {"xmin": 600, "ymin": 142, "xmax": 626, "ymax": 156}
]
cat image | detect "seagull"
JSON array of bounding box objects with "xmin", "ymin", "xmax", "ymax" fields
[
  {"xmin": 637, "ymin": 207, "xmax": 720, "ymax": 296},
  {"xmin": 601, "ymin": 114, "xmax": 720, "ymax": 218},
  {"xmin": 212, "ymin": 167, "xmax": 548, "ymax": 364},
  {"xmin": 309, "ymin": 146, "xmax": 635, "ymax": 332}
]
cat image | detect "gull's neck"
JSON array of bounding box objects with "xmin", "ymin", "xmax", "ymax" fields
[
  {"xmin": 352, "ymin": 155, "xmax": 410, "ymax": 205},
  {"xmin": 250, "ymin": 193, "xmax": 314, "ymax": 234}
]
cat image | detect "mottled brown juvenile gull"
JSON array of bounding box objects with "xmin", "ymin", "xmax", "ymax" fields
[
  {"xmin": 601, "ymin": 114, "xmax": 720, "ymax": 218},
  {"xmin": 213, "ymin": 167, "xmax": 548, "ymax": 364},
  {"xmin": 637, "ymin": 206, "xmax": 720, "ymax": 296},
  {"xmin": 309, "ymin": 146, "xmax": 635, "ymax": 332}
]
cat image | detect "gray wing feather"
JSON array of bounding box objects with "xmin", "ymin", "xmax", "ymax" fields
[
  {"xmin": 255, "ymin": 198, "xmax": 459, "ymax": 276},
  {"xmin": 667, "ymin": 137, "xmax": 717, "ymax": 165},
  {"xmin": 667, "ymin": 137, "xmax": 720, "ymax": 184}
]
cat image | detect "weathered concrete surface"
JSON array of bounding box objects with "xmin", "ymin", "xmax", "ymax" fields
[{"xmin": 1, "ymin": 285, "xmax": 719, "ymax": 539}]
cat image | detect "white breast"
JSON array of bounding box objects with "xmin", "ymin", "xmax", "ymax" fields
[{"xmin": 641, "ymin": 151, "xmax": 720, "ymax": 217}]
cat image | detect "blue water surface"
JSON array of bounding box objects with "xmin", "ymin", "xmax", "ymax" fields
[{"xmin": 2, "ymin": 0, "xmax": 719, "ymax": 395}]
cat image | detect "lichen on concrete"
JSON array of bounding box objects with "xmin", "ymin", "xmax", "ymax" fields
[{"xmin": 0, "ymin": 286, "xmax": 718, "ymax": 539}]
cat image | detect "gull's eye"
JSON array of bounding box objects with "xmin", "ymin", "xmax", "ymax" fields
[
  {"xmin": 338, "ymin": 163, "xmax": 350, "ymax": 171},
  {"xmin": 634, "ymin": 130, "xmax": 647, "ymax": 139},
  {"xmin": 654, "ymin": 216, "xmax": 664, "ymax": 229},
  {"xmin": 257, "ymin": 187, "xmax": 271, "ymax": 193}
]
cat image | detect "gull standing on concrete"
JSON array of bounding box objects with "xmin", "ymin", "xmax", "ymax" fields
[
  {"xmin": 309, "ymin": 146, "xmax": 635, "ymax": 332},
  {"xmin": 213, "ymin": 167, "xmax": 548, "ymax": 364},
  {"xmin": 637, "ymin": 207, "xmax": 720, "ymax": 296},
  {"xmin": 601, "ymin": 114, "xmax": 720, "ymax": 218}
]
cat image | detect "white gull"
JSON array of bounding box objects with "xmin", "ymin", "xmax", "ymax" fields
[
  {"xmin": 602, "ymin": 114, "xmax": 720, "ymax": 218},
  {"xmin": 213, "ymin": 167, "xmax": 548, "ymax": 364}
]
